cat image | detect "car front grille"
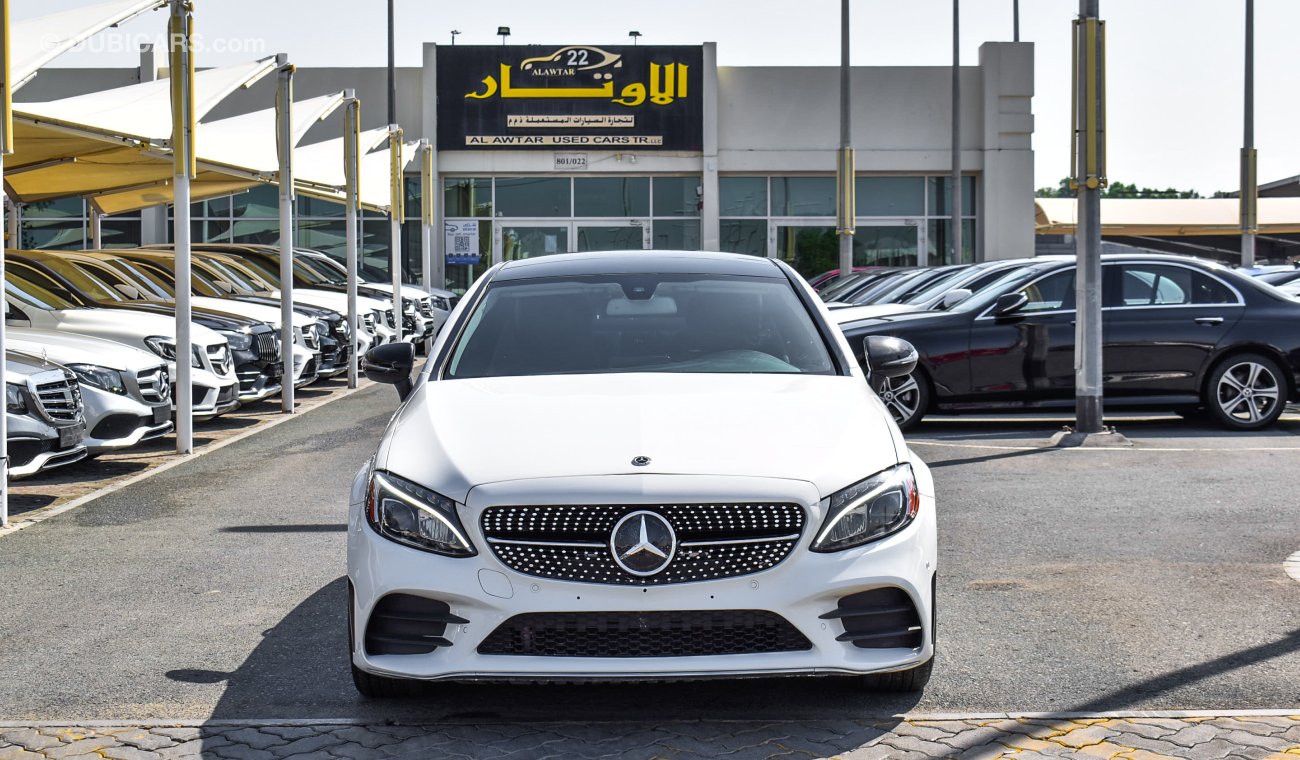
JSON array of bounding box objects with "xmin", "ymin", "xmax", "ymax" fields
[
  {"xmin": 34, "ymin": 375, "xmax": 83, "ymax": 423},
  {"xmin": 477, "ymin": 610, "xmax": 812, "ymax": 658},
  {"xmin": 254, "ymin": 330, "xmax": 279, "ymax": 363},
  {"xmin": 207, "ymin": 345, "xmax": 234, "ymax": 376},
  {"xmin": 300, "ymin": 324, "xmax": 321, "ymax": 351},
  {"xmin": 417, "ymin": 299, "xmax": 434, "ymax": 318},
  {"xmin": 482, "ymin": 503, "xmax": 804, "ymax": 586},
  {"xmin": 134, "ymin": 366, "xmax": 169, "ymax": 404},
  {"xmin": 384, "ymin": 309, "xmax": 396, "ymax": 328}
]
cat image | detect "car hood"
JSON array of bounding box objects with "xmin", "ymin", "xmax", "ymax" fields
[
  {"xmin": 380, "ymin": 373, "xmax": 901, "ymax": 505},
  {"xmin": 7, "ymin": 328, "xmax": 163, "ymax": 373},
  {"xmin": 46, "ymin": 308, "xmax": 225, "ymax": 347},
  {"xmin": 272, "ymin": 289, "xmax": 390, "ymax": 311},
  {"xmin": 6, "ymin": 351, "xmax": 67, "ymax": 381},
  {"xmin": 190, "ymin": 296, "xmax": 310, "ymax": 328}
]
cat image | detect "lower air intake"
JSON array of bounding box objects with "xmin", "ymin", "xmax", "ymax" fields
[
  {"xmin": 822, "ymin": 587, "xmax": 924, "ymax": 649},
  {"xmin": 364, "ymin": 594, "xmax": 467, "ymax": 656},
  {"xmin": 477, "ymin": 610, "xmax": 812, "ymax": 658}
]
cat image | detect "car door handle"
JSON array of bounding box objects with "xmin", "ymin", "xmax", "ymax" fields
[{"xmin": 1193, "ymin": 316, "xmax": 1224, "ymax": 326}]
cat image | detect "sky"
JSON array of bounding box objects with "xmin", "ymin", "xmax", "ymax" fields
[{"xmin": 20, "ymin": 0, "xmax": 1299, "ymax": 196}]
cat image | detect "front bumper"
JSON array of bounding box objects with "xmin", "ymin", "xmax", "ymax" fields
[
  {"xmin": 347, "ymin": 471, "xmax": 937, "ymax": 682},
  {"xmin": 80, "ymin": 384, "xmax": 173, "ymax": 452}
]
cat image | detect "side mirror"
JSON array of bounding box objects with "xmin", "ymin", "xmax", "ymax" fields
[
  {"xmin": 863, "ymin": 336, "xmax": 918, "ymax": 392},
  {"xmin": 991, "ymin": 292, "xmax": 1029, "ymax": 317},
  {"xmin": 363, "ymin": 342, "xmax": 416, "ymax": 400},
  {"xmin": 940, "ymin": 288, "xmax": 972, "ymax": 309}
]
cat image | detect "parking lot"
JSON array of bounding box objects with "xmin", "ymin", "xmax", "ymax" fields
[{"xmin": 0, "ymin": 387, "xmax": 1296, "ymax": 757}]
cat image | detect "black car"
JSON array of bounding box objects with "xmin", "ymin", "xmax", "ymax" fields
[{"xmin": 837, "ymin": 254, "xmax": 1300, "ymax": 430}]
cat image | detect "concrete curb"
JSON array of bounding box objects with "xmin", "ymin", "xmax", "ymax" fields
[
  {"xmin": 0, "ymin": 380, "xmax": 374, "ymax": 540},
  {"xmin": 3, "ymin": 708, "xmax": 1299, "ymax": 728}
]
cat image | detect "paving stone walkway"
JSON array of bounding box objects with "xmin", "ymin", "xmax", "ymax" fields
[{"xmin": 2, "ymin": 713, "xmax": 1298, "ymax": 759}]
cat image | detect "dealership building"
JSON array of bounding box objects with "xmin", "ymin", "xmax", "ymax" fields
[{"xmin": 10, "ymin": 40, "xmax": 1035, "ymax": 290}]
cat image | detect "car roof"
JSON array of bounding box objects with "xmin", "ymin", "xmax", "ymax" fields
[{"xmin": 492, "ymin": 250, "xmax": 785, "ymax": 281}]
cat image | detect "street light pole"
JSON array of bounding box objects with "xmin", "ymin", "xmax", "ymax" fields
[
  {"xmin": 387, "ymin": 0, "xmax": 396, "ymax": 127},
  {"xmin": 1, "ymin": 0, "xmax": 12, "ymax": 526},
  {"xmin": 389, "ymin": 125, "xmax": 404, "ymax": 343},
  {"xmin": 835, "ymin": 0, "xmax": 854, "ymax": 278},
  {"xmin": 1071, "ymin": 0, "xmax": 1107, "ymax": 437},
  {"xmin": 343, "ymin": 91, "xmax": 360, "ymax": 388},
  {"xmin": 951, "ymin": 0, "xmax": 962, "ymax": 267},
  {"xmin": 1241, "ymin": 0, "xmax": 1256, "ymax": 268}
]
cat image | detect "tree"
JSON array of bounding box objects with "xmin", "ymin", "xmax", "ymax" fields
[{"xmin": 1034, "ymin": 178, "xmax": 1202, "ymax": 199}]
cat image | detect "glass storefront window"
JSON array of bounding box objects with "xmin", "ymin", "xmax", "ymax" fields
[
  {"xmin": 445, "ymin": 220, "xmax": 492, "ymax": 294},
  {"xmin": 927, "ymin": 175, "xmax": 976, "ymax": 217},
  {"xmin": 502, "ymin": 225, "xmax": 569, "ymax": 260},
  {"xmin": 574, "ymin": 177, "xmax": 649, "ymax": 217},
  {"xmin": 22, "ymin": 197, "xmax": 83, "ymax": 219},
  {"xmin": 298, "ymin": 196, "xmax": 345, "ymax": 217},
  {"xmin": 578, "ymin": 225, "xmax": 645, "ymax": 252},
  {"xmin": 21, "ymin": 220, "xmax": 84, "ymax": 250},
  {"xmin": 651, "ymin": 220, "xmax": 700, "ymax": 250},
  {"xmin": 771, "ymin": 177, "xmax": 836, "ymax": 216},
  {"xmin": 361, "ymin": 220, "xmax": 392, "ymax": 277},
  {"xmin": 444, "ymin": 178, "xmax": 492, "ymax": 217},
  {"xmin": 856, "ymin": 176, "xmax": 925, "ymax": 216},
  {"xmin": 927, "ymin": 218, "xmax": 976, "ymax": 266},
  {"xmin": 232, "ymin": 185, "xmax": 280, "ymax": 219},
  {"xmin": 98, "ymin": 220, "xmax": 143, "ymax": 249},
  {"xmin": 297, "ymin": 219, "xmax": 348, "ymax": 261},
  {"xmin": 652, "ymin": 176, "xmax": 701, "ymax": 217},
  {"xmin": 720, "ymin": 220, "xmax": 767, "ymax": 256},
  {"xmin": 496, "ymin": 177, "xmax": 570, "ymax": 217},
  {"xmin": 854, "ymin": 225, "xmax": 920, "ymax": 267},
  {"xmin": 230, "ymin": 218, "xmax": 279, "ymax": 245},
  {"xmin": 720, "ymin": 177, "xmax": 767, "ymax": 216}
]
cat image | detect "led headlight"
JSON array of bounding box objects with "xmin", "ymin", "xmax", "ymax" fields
[
  {"xmin": 365, "ymin": 470, "xmax": 475, "ymax": 557},
  {"xmin": 6, "ymin": 384, "xmax": 27, "ymax": 414},
  {"xmin": 811, "ymin": 463, "xmax": 919, "ymax": 552},
  {"xmin": 67, "ymin": 364, "xmax": 127, "ymax": 395},
  {"xmin": 144, "ymin": 337, "xmax": 202, "ymax": 368},
  {"xmin": 219, "ymin": 329, "xmax": 253, "ymax": 351}
]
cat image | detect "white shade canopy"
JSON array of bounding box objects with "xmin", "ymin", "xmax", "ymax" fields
[
  {"xmin": 1036, "ymin": 198, "xmax": 1300, "ymax": 236},
  {"xmin": 9, "ymin": 0, "xmax": 166, "ymax": 90}
]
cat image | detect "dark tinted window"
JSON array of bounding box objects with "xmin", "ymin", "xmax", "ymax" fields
[
  {"xmin": 1019, "ymin": 269, "xmax": 1075, "ymax": 312},
  {"xmin": 447, "ymin": 274, "xmax": 835, "ymax": 379},
  {"xmin": 1112, "ymin": 264, "xmax": 1238, "ymax": 307}
]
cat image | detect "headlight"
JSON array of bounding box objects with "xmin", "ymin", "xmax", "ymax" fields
[
  {"xmin": 430, "ymin": 296, "xmax": 449, "ymax": 311},
  {"xmin": 67, "ymin": 364, "xmax": 127, "ymax": 395},
  {"xmin": 220, "ymin": 329, "xmax": 253, "ymax": 351},
  {"xmin": 144, "ymin": 336, "xmax": 202, "ymax": 368},
  {"xmin": 811, "ymin": 463, "xmax": 919, "ymax": 552},
  {"xmin": 365, "ymin": 470, "xmax": 475, "ymax": 557},
  {"xmin": 402, "ymin": 299, "xmax": 415, "ymax": 314},
  {"xmin": 6, "ymin": 384, "xmax": 27, "ymax": 414}
]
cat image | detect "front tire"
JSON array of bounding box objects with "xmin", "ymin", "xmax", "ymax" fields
[
  {"xmin": 348, "ymin": 582, "xmax": 423, "ymax": 699},
  {"xmin": 877, "ymin": 370, "xmax": 929, "ymax": 430},
  {"xmin": 1205, "ymin": 353, "xmax": 1286, "ymax": 431}
]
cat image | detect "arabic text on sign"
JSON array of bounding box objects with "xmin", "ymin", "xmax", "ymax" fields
[
  {"xmin": 506, "ymin": 115, "xmax": 636, "ymax": 128},
  {"xmin": 466, "ymin": 63, "xmax": 689, "ymax": 107}
]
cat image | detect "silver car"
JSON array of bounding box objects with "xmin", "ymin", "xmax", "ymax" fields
[
  {"xmin": 6, "ymin": 351, "xmax": 88, "ymax": 479},
  {"xmin": 8, "ymin": 329, "xmax": 172, "ymax": 453}
]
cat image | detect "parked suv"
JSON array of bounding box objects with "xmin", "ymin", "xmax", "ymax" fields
[
  {"xmin": 5, "ymin": 273, "xmax": 239, "ymax": 421},
  {"xmin": 6, "ymin": 351, "xmax": 88, "ymax": 479},
  {"xmin": 348, "ymin": 251, "xmax": 937, "ymax": 696},
  {"xmin": 837, "ymin": 254, "xmax": 1300, "ymax": 430},
  {"xmin": 8, "ymin": 329, "xmax": 172, "ymax": 453}
]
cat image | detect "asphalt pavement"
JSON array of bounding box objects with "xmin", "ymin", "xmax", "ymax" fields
[{"xmin": 0, "ymin": 385, "xmax": 1297, "ymax": 723}]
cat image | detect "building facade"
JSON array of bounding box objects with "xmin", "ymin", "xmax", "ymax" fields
[{"xmin": 8, "ymin": 40, "xmax": 1035, "ymax": 292}]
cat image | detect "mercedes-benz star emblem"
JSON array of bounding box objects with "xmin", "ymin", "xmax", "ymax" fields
[
  {"xmin": 610, "ymin": 511, "xmax": 676, "ymax": 577},
  {"xmin": 631, "ymin": 456, "xmax": 651, "ymax": 467}
]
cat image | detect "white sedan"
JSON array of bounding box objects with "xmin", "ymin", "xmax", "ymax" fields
[{"xmin": 346, "ymin": 251, "xmax": 937, "ymax": 697}]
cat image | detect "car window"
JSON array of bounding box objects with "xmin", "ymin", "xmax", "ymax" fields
[
  {"xmin": 1114, "ymin": 264, "xmax": 1237, "ymax": 307},
  {"xmin": 1018, "ymin": 269, "xmax": 1075, "ymax": 312},
  {"xmin": 5, "ymin": 274, "xmax": 80, "ymax": 311},
  {"xmin": 447, "ymin": 274, "xmax": 836, "ymax": 379}
]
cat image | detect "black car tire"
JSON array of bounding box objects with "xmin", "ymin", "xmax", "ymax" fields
[
  {"xmin": 877, "ymin": 369, "xmax": 930, "ymax": 430},
  {"xmin": 1204, "ymin": 353, "xmax": 1287, "ymax": 431},
  {"xmin": 857, "ymin": 656, "xmax": 934, "ymax": 693},
  {"xmin": 351, "ymin": 663, "xmax": 426, "ymax": 699}
]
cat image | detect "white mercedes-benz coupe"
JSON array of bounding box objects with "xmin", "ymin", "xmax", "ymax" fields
[{"xmin": 347, "ymin": 251, "xmax": 936, "ymax": 697}]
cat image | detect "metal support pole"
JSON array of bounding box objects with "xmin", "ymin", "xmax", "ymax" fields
[
  {"xmin": 1072, "ymin": 0, "xmax": 1106, "ymax": 435},
  {"xmin": 420, "ymin": 140, "xmax": 433, "ymax": 297},
  {"xmin": 169, "ymin": 0, "xmax": 195, "ymax": 455},
  {"xmin": 835, "ymin": 0, "xmax": 854, "ymax": 277},
  {"xmin": 1014, "ymin": 0, "xmax": 1020, "ymax": 42},
  {"xmin": 4, "ymin": 198, "xmax": 16, "ymax": 247},
  {"xmin": 344, "ymin": 91, "xmax": 360, "ymax": 388},
  {"xmin": 1, "ymin": 0, "xmax": 11, "ymax": 526},
  {"xmin": 389, "ymin": 124, "xmax": 404, "ymax": 343},
  {"xmin": 1241, "ymin": 0, "xmax": 1256, "ymax": 268},
  {"xmin": 275, "ymin": 55, "xmax": 295, "ymax": 413},
  {"xmin": 89, "ymin": 211, "xmax": 102, "ymax": 248},
  {"xmin": 950, "ymin": 0, "xmax": 962, "ymax": 267},
  {"xmin": 387, "ymin": 0, "xmax": 396, "ymax": 128}
]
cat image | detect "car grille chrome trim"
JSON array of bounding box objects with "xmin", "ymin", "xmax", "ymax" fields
[
  {"xmin": 254, "ymin": 331, "xmax": 279, "ymax": 363},
  {"xmin": 206, "ymin": 344, "xmax": 234, "ymax": 376},
  {"xmin": 133, "ymin": 366, "xmax": 169, "ymax": 404},
  {"xmin": 33, "ymin": 372, "xmax": 83, "ymax": 423},
  {"xmin": 481, "ymin": 503, "xmax": 805, "ymax": 586}
]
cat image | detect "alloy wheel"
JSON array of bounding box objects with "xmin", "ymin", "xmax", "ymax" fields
[
  {"xmin": 1215, "ymin": 361, "xmax": 1280, "ymax": 425},
  {"xmin": 879, "ymin": 373, "xmax": 922, "ymax": 426}
]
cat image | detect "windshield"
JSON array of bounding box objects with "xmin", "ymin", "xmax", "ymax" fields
[
  {"xmin": 447, "ymin": 274, "xmax": 836, "ymax": 379},
  {"xmin": 37, "ymin": 257, "xmax": 129, "ymax": 303},
  {"xmin": 818, "ymin": 272, "xmax": 873, "ymax": 301},
  {"xmin": 950, "ymin": 264, "xmax": 1061, "ymax": 313},
  {"xmin": 199, "ymin": 258, "xmax": 261, "ymax": 294},
  {"xmin": 106, "ymin": 259, "xmax": 177, "ymax": 299},
  {"xmin": 6, "ymin": 275, "xmax": 80, "ymax": 311}
]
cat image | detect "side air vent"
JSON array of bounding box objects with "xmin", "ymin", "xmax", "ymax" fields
[
  {"xmin": 363, "ymin": 594, "xmax": 468, "ymax": 656},
  {"xmin": 821, "ymin": 587, "xmax": 923, "ymax": 649}
]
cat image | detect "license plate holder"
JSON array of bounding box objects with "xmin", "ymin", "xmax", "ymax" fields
[
  {"xmin": 152, "ymin": 405, "xmax": 170, "ymax": 425},
  {"xmin": 59, "ymin": 424, "xmax": 85, "ymax": 450}
]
